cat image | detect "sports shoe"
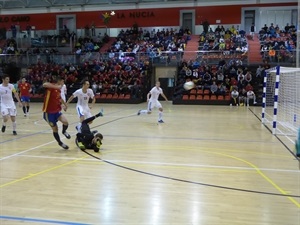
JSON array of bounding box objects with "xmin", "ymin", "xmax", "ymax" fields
[
  {"xmin": 13, "ymin": 131, "xmax": 17, "ymax": 135},
  {"xmin": 137, "ymin": 110, "xmax": 141, "ymax": 115},
  {"xmin": 158, "ymin": 120, "xmax": 164, "ymax": 123},
  {"xmin": 24, "ymin": 114, "xmax": 27, "ymax": 117},
  {"xmin": 254, "ymin": 102, "xmax": 257, "ymax": 104},
  {"xmin": 1, "ymin": 125, "xmax": 6, "ymax": 133},
  {"xmin": 92, "ymin": 130, "xmax": 98, "ymax": 134},
  {"xmin": 59, "ymin": 142, "xmax": 69, "ymax": 150},
  {"xmin": 77, "ymin": 142, "xmax": 86, "ymax": 150},
  {"xmin": 63, "ymin": 131, "xmax": 71, "ymax": 139},
  {"xmin": 96, "ymin": 109, "xmax": 104, "ymax": 117}
]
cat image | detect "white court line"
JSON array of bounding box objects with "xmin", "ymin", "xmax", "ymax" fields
[
  {"xmin": 0, "ymin": 140, "xmax": 58, "ymax": 161},
  {"xmin": 0, "ymin": 112, "xmax": 135, "ymax": 161},
  {"xmin": 17, "ymin": 154, "xmax": 300, "ymax": 173}
]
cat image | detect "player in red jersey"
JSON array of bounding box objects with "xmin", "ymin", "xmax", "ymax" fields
[
  {"xmin": 42, "ymin": 76, "xmax": 71, "ymax": 150},
  {"xmin": 18, "ymin": 77, "xmax": 31, "ymax": 117}
]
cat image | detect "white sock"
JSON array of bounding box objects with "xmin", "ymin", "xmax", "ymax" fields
[
  {"xmin": 158, "ymin": 111, "xmax": 163, "ymax": 120},
  {"xmin": 140, "ymin": 110, "xmax": 148, "ymax": 114},
  {"xmin": 76, "ymin": 123, "xmax": 82, "ymax": 132},
  {"xmin": 12, "ymin": 122, "xmax": 16, "ymax": 131}
]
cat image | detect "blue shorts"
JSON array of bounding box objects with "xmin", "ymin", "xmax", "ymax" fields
[
  {"xmin": 21, "ymin": 96, "xmax": 30, "ymax": 102},
  {"xmin": 43, "ymin": 112, "xmax": 62, "ymax": 127}
]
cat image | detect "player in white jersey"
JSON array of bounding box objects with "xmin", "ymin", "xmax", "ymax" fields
[
  {"xmin": 0, "ymin": 74, "xmax": 22, "ymax": 135},
  {"xmin": 60, "ymin": 79, "xmax": 67, "ymax": 111},
  {"xmin": 60, "ymin": 79, "xmax": 67, "ymax": 102},
  {"xmin": 66, "ymin": 79, "xmax": 96, "ymax": 131},
  {"xmin": 137, "ymin": 81, "xmax": 168, "ymax": 123}
]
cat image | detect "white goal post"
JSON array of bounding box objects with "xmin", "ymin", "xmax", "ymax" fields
[{"xmin": 262, "ymin": 66, "xmax": 300, "ymax": 136}]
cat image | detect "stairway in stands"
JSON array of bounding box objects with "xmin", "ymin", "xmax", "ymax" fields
[
  {"xmin": 182, "ymin": 35, "xmax": 199, "ymax": 61},
  {"xmin": 247, "ymin": 34, "xmax": 262, "ymax": 64},
  {"xmin": 99, "ymin": 37, "xmax": 116, "ymax": 53}
]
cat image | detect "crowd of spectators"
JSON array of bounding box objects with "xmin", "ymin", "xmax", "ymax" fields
[
  {"xmin": 259, "ymin": 23, "xmax": 297, "ymax": 63},
  {"xmin": 105, "ymin": 27, "xmax": 191, "ymax": 64},
  {"xmin": 0, "ymin": 22, "xmax": 297, "ymax": 104},
  {"xmin": 15, "ymin": 56, "xmax": 151, "ymax": 100},
  {"xmin": 197, "ymin": 25, "xmax": 248, "ymax": 63},
  {"xmin": 173, "ymin": 57, "xmax": 270, "ymax": 101}
]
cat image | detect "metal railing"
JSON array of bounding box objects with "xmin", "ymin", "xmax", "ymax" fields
[{"xmin": 0, "ymin": 50, "xmax": 297, "ymax": 67}]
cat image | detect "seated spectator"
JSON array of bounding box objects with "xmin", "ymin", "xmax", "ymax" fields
[
  {"xmin": 217, "ymin": 82, "xmax": 226, "ymax": 96},
  {"xmin": 246, "ymin": 90, "xmax": 257, "ymax": 106},
  {"xmin": 238, "ymin": 88, "xmax": 247, "ymax": 106},
  {"xmin": 210, "ymin": 81, "xmax": 218, "ymax": 96},
  {"xmin": 245, "ymin": 83, "xmax": 254, "ymax": 92},
  {"xmin": 230, "ymin": 88, "xmax": 239, "ymax": 106},
  {"xmin": 202, "ymin": 71, "xmax": 212, "ymax": 90},
  {"xmin": 244, "ymin": 71, "xmax": 252, "ymax": 84}
]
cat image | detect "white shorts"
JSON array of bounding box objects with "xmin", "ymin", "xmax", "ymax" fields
[
  {"xmin": 61, "ymin": 94, "xmax": 66, "ymax": 103},
  {"xmin": 76, "ymin": 105, "xmax": 92, "ymax": 119},
  {"xmin": 147, "ymin": 100, "xmax": 162, "ymax": 112},
  {"xmin": 1, "ymin": 103, "xmax": 17, "ymax": 117}
]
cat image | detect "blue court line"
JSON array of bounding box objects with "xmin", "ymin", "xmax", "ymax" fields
[{"xmin": 0, "ymin": 215, "xmax": 91, "ymax": 225}]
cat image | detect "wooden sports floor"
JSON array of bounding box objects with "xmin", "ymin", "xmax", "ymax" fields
[{"xmin": 0, "ymin": 102, "xmax": 299, "ymax": 225}]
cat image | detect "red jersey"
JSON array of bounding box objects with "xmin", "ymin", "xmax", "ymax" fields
[
  {"xmin": 42, "ymin": 88, "xmax": 62, "ymax": 113},
  {"xmin": 19, "ymin": 82, "xmax": 31, "ymax": 97}
]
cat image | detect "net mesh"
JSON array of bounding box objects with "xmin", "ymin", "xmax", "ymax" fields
[{"xmin": 264, "ymin": 67, "xmax": 300, "ymax": 136}]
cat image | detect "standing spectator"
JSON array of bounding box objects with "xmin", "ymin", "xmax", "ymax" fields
[
  {"xmin": 250, "ymin": 23, "xmax": 256, "ymax": 40},
  {"xmin": 256, "ymin": 65, "xmax": 263, "ymax": 78},
  {"xmin": 26, "ymin": 24, "xmax": 31, "ymax": 37},
  {"xmin": 0, "ymin": 74, "xmax": 22, "ymax": 135},
  {"xmin": 18, "ymin": 77, "xmax": 31, "ymax": 117},
  {"xmin": 11, "ymin": 24, "xmax": 17, "ymax": 38}
]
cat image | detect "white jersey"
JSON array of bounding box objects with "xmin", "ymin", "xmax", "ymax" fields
[
  {"xmin": 149, "ymin": 86, "xmax": 163, "ymax": 101},
  {"xmin": 72, "ymin": 88, "xmax": 94, "ymax": 108},
  {"xmin": 147, "ymin": 86, "xmax": 164, "ymax": 111},
  {"xmin": 61, "ymin": 84, "xmax": 67, "ymax": 102},
  {"xmin": 0, "ymin": 83, "xmax": 16, "ymax": 107},
  {"xmin": 247, "ymin": 90, "xmax": 255, "ymax": 97}
]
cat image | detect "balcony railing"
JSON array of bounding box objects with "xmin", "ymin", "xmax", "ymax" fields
[{"xmin": 0, "ymin": 49, "xmax": 297, "ymax": 67}]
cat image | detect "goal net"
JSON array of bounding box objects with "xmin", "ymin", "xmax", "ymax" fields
[{"xmin": 262, "ymin": 66, "xmax": 300, "ymax": 136}]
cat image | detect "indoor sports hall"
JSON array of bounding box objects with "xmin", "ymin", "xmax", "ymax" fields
[
  {"xmin": 0, "ymin": 0, "xmax": 299, "ymax": 224},
  {"xmin": 1, "ymin": 102, "xmax": 299, "ymax": 224}
]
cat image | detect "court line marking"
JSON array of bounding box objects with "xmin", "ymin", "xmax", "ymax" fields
[
  {"xmin": 82, "ymin": 150, "xmax": 300, "ymax": 200},
  {"xmin": 0, "ymin": 155, "xmax": 88, "ymax": 188},
  {"xmin": 0, "ymin": 140, "xmax": 57, "ymax": 161},
  {"xmin": 16, "ymin": 154, "xmax": 300, "ymax": 173},
  {"xmin": 0, "ymin": 215, "xmax": 91, "ymax": 225},
  {"xmin": 2, "ymin": 109, "xmax": 299, "ymax": 207},
  {"xmin": 203, "ymin": 150, "xmax": 300, "ymax": 207}
]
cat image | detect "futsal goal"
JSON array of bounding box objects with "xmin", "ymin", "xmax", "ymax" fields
[{"xmin": 262, "ymin": 66, "xmax": 300, "ymax": 136}]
